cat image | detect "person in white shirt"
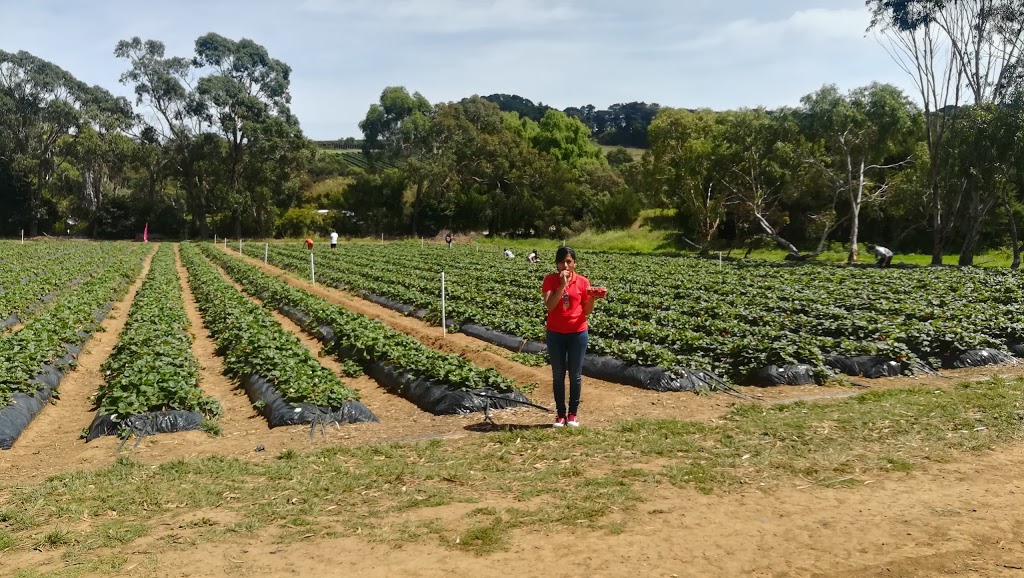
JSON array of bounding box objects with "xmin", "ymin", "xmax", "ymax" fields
[
  {"xmin": 330, "ymin": 230, "xmax": 339, "ymax": 250},
  {"xmin": 866, "ymin": 244, "xmax": 893, "ymax": 268},
  {"xmin": 503, "ymin": 248, "xmax": 515, "ymax": 259},
  {"xmin": 527, "ymin": 249, "xmax": 539, "ymax": 263}
]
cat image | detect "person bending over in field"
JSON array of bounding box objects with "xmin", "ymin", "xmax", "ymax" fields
[
  {"xmin": 866, "ymin": 243, "xmax": 893, "ymax": 268},
  {"xmin": 542, "ymin": 247, "xmax": 606, "ymax": 428},
  {"xmin": 503, "ymin": 247, "xmax": 515, "ymax": 259},
  {"xmin": 527, "ymin": 249, "xmax": 539, "ymax": 263}
]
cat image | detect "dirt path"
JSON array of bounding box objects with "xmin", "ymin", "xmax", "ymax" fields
[
  {"xmin": 6, "ymin": 438, "xmax": 1024, "ymax": 577},
  {"xmin": 0, "ymin": 245, "xmax": 157, "ymax": 475}
]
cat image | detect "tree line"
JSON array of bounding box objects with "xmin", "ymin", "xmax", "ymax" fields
[{"xmin": 1, "ymin": 0, "xmax": 1022, "ymax": 268}]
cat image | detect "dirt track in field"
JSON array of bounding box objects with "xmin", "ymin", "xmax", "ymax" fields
[{"xmin": 5, "ymin": 243, "xmax": 1024, "ymax": 576}]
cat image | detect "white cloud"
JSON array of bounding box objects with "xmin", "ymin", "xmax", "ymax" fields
[
  {"xmin": 670, "ymin": 8, "xmax": 869, "ymax": 53},
  {"xmin": 298, "ymin": 0, "xmax": 579, "ymax": 33}
]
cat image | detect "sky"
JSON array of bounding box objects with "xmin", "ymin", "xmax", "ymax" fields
[{"xmin": 0, "ymin": 0, "xmax": 915, "ymax": 140}]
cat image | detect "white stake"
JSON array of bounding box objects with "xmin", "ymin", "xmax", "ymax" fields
[
  {"xmin": 21, "ymin": 229, "xmax": 24, "ymax": 244},
  {"xmin": 224, "ymin": 238, "xmax": 227, "ymax": 249},
  {"xmin": 718, "ymin": 251, "xmax": 722, "ymax": 269},
  {"xmin": 381, "ymin": 233, "xmax": 384, "ymax": 244},
  {"xmin": 239, "ymin": 238, "xmax": 242, "ymax": 254},
  {"xmin": 214, "ymin": 234, "xmax": 217, "ymax": 244},
  {"xmin": 264, "ymin": 243, "xmax": 268, "ymax": 264},
  {"xmin": 441, "ymin": 270, "xmax": 446, "ymax": 336},
  {"xmin": 310, "ymin": 251, "xmax": 316, "ymax": 284}
]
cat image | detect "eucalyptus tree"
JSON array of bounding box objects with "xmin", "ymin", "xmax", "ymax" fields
[
  {"xmin": 718, "ymin": 108, "xmax": 806, "ymax": 255},
  {"xmin": 799, "ymin": 83, "xmax": 920, "ymax": 262},
  {"xmin": 191, "ymin": 33, "xmax": 305, "ymax": 237},
  {"xmin": 646, "ymin": 107, "xmax": 728, "ymax": 252},
  {"xmin": 868, "ymin": 0, "xmax": 1024, "ymax": 265},
  {"xmin": 115, "ymin": 37, "xmax": 217, "ymax": 237},
  {"xmin": 0, "ymin": 50, "xmax": 91, "ymax": 235},
  {"xmin": 359, "ymin": 86, "xmax": 435, "ymax": 234}
]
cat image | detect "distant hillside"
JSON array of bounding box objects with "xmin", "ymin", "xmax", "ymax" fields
[{"xmin": 483, "ymin": 94, "xmax": 659, "ymax": 149}]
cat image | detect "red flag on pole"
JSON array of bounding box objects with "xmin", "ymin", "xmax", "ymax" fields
[{"xmin": 143, "ymin": 222, "xmax": 149, "ymax": 243}]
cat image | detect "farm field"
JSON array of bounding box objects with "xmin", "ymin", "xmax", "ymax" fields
[
  {"xmin": 2, "ymin": 239, "xmax": 1024, "ymax": 576},
  {"xmin": 244, "ymin": 240, "xmax": 1024, "ymax": 386}
]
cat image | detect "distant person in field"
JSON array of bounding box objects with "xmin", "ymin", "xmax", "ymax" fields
[
  {"xmin": 503, "ymin": 248, "xmax": 515, "ymax": 259},
  {"xmin": 445, "ymin": 231, "xmax": 453, "ymax": 249},
  {"xmin": 866, "ymin": 243, "xmax": 893, "ymax": 268},
  {"xmin": 330, "ymin": 230, "xmax": 339, "ymax": 250},
  {"xmin": 305, "ymin": 237, "xmax": 314, "ymax": 250},
  {"xmin": 527, "ymin": 249, "xmax": 539, "ymax": 263},
  {"xmin": 542, "ymin": 246, "xmax": 606, "ymax": 428}
]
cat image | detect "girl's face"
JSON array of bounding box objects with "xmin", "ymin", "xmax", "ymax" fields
[{"xmin": 557, "ymin": 255, "xmax": 576, "ymax": 274}]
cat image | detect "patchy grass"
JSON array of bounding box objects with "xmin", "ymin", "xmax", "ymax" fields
[{"xmin": 3, "ymin": 378, "xmax": 1024, "ymax": 569}]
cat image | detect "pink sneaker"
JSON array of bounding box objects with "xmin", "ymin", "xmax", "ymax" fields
[
  {"xmin": 553, "ymin": 415, "xmax": 567, "ymax": 428},
  {"xmin": 567, "ymin": 413, "xmax": 579, "ymax": 428}
]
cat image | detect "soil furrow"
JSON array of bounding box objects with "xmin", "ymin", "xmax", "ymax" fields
[{"xmin": 0, "ymin": 244, "xmax": 157, "ymax": 478}]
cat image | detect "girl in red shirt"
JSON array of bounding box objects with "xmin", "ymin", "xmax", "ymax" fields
[{"xmin": 541, "ymin": 246, "xmax": 606, "ymax": 427}]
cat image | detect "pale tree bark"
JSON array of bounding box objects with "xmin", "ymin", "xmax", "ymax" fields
[
  {"xmin": 876, "ymin": 19, "xmax": 964, "ymax": 265},
  {"xmin": 1002, "ymin": 185, "xmax": 1021, "ymax": 269}
]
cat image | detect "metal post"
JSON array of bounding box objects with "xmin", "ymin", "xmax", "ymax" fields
[
  {"xmin": 310, "ymin": 252, "xmax": 316, "ymax": 284},
  {"xmin": 441, "ymin": 270, "xmax": 446, "ymax": 336}
]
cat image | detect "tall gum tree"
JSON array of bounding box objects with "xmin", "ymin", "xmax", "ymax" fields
[
  {"xmin": 115, "ymin": 37, "xmax": 216, "ymax": 237},
  {"xmin": 0, "ymin": 50, "xmax": 90, "ymax": 236},
  {"xmin": 869, "ymin": 0, "xmax": 1024, "ymax": 265},
  {"xmin": 646, "ymin": 107, "xmax": 727, "ymax": 252},
  {"xmin": 192, "ymin": 33, "xmax": 300, "ymax": 238},
  {"xmin": 799, "ymin": 83, "xmax": 920, "ymax": 262}
]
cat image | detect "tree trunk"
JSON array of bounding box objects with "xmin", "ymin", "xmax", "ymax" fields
[
  {"xmin": 957, "ymin": 190, "xmax": 997, "ymax": 266},
  {"xmin": 847, "ymin": 160, "xmax": 865, "ymax": 263},
  {"xmin": 1003, "ymin": 187, "xmax": 1020, "ymax": 269},
  {"xmin": 930, "ymin": 178, "xmax": 944, "ymax": 266},
  {"xmin": 753, "ymin": 212, "xmax": 799, "ymax": 254},
  {"xmin": 410, "ymin": 177, "xmax": 424, "ymax": 236}
]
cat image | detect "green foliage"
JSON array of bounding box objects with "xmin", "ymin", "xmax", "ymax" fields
[
  {"xmin": 92, "ymin": 244, "xmax": 221, "ymax": 421},
  {"xmin": 249, "ymin": 240, "xmax": 1024, "ymax": 385},
  {"xmin": 180, "ymin": 243, "xmax": 360, "ymax": 407},
  {"xmin": 210, "ymin": 243, "xmax": 520, "ymax": 393},
  {"xmin": 276, "ymin": 207, "xmax": 326, "ymax": 239},
  {"xmin": 0, "ymin": 243, "xmax": 149, "ymax": 406}
]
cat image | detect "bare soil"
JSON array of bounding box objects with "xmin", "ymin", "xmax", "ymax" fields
[{"xmin": 3, "ymin": 243, "xmax": 1024, "ymax": 576}]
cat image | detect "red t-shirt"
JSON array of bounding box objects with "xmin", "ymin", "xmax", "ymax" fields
[{"xmin": 542, "ymin": 273, "xmax": 590, "ymax": 333}]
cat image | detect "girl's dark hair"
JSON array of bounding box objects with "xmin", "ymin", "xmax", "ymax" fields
[{"xmin": 555, "ymin": 246, "xmax": 576, "ymax": 263}]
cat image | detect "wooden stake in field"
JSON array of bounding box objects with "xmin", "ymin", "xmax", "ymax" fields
[
  {"xmin": 310, "ymin": 251, "xmax": 316, "ymax": 285},
  {"xmin": 441, "ymin": 269, "xmax": 447, "ymax": 337},
  {"xmin": 239, "ymin": 239, "xmax": 242, "ymax": 254},
  {"xmin": 214, "ymin": 234, "xmax": 217, "ymax": 244},
  {"xmin": 20, "ymin": 229, "xmax": 24, "ymax": 244},
  {"xmin": 264, "ymin": 243, "xmax": 268, "ymax": 264}
]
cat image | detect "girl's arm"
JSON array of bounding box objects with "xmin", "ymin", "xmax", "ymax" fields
[
  {"xmin": 583, "ymin": 294, "xmax": 596, "ymax": 316},
  {"xmin": 543, "ymin": 290, "xmax": 562, "ymax": 312}
]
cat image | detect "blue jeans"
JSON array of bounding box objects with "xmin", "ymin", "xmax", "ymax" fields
[{"xmin": 546, "ymin": 329, "xmax": 588, "ymax": 416}]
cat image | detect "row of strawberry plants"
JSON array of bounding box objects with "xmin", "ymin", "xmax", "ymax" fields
[
  {"xmin": 0, "ymin": 242, "xmax": 126, "ymax": 327},
  {"xmin": 89, "ymin": 244, "xmax": 221, "ymax": 432},
  {"xmin": 179, "ymin": 243, "xmax": 366, "ymax": 419},
  {"xmin": 0, "ymin": 244, "xmax": 151, "ymax": 407},
  {"xmin": 249, "ymin": 242, "xmax": 1024, "ymax": 383},
  {"xmin": 203, "ymin": 244, "xmax": 522, "ymax": 398}
]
